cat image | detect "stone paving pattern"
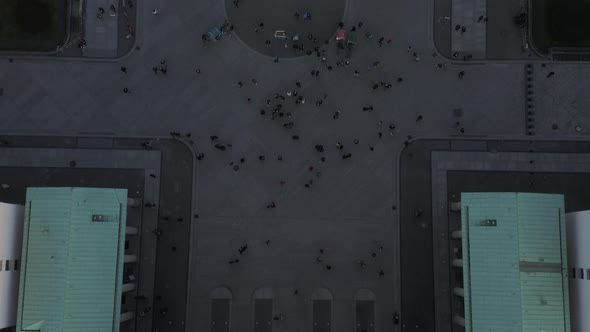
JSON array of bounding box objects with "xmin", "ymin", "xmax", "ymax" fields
[
  {"xmin": 85, "ymin": 0, "xmax": 119, "ymax": 58},
  {"xmin": 0, "ymin": 0, "xmax": 589, "ymax": 330}
]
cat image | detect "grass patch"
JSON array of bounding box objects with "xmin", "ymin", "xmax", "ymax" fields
[
  {"xmin": 0, "ymin": 0, "xmax": 60, "ymax": 43},
  {"xmin": 546, "ymin": 1, "xmax": 590, "ymax": 45},
  {"xmin": 531, "ymin": 0, "xmax": 590, "ymax": 53}
]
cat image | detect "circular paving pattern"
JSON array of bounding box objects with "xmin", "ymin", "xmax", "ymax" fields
[{"xmin": 225, "ymin": 0, "xmax": 346, "ymax": 58}]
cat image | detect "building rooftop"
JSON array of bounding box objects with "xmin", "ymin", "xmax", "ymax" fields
[
  {"xmin": 461, "ymin": 192, "xmax": 570, "ymax": 332},
  {"xmin": 16, "ymin": 187, "xmax": 127, "ymax": 332}
]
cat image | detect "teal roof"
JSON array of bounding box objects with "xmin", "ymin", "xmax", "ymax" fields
[
  {"xmin": 461, "ymin": 193, "xmax": 570, "ymax": 332},
  {"xmin": 17, "ymin": 187, "xmax": 127, "ymax": 332}
]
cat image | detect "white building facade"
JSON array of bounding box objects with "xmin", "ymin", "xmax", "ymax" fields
[
  {"xmin": 0, "ymin": 202, "xmax": 24, "ymax": 329},
  {"xmin": 566, "ymin": 210, "xmax": 590, "ymax": 332}
]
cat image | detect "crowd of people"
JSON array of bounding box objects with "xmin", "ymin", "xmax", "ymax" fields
[{"xmin": 128, "ymin": 5, "xmax": 477, "ymax": 328}]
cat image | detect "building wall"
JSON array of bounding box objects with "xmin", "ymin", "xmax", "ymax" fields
[
  {"xmin": 461, "ymin": 193, "xmax": 523, "ymax": 332},
  {"xmin": 16, "ymin": 187, "xmax": 127, "ymax": 332},
  {"xmin": 566, "ymin": 210, "xmax": 590, "ymax": 332},
  {"xmin": 0, "ymin": 203, "xmax": 24, "ymax": 329},
  {"xmin": 461, "ymin": 193, "xmax": 571, "ymax": 332}
]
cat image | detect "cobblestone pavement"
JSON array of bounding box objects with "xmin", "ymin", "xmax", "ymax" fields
[{"xmin": 0, "ymin": 0, "xmax": 589, "ymax": 330}]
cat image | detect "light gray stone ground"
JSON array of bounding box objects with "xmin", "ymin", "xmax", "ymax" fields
[
  {"xmin": 0, "ymin": 0, "xmax": 589, "ymax": 330},
  {"xmin": 532, "ymin": 64, "xmax": 590, "ymax": 137}
]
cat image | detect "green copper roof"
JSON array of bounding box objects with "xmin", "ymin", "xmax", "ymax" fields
[
  {"xmin": 17, "ymin": 187, "xmax": 127, "ymax": 332},
  {"xmin": 461, "ymin": 192, "xmax": 570, "ymax": 332}
]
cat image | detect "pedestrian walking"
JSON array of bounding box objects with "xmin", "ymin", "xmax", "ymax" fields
[
  {"xmin": 120, "ymin": 66, "xmax": 127, "ymax": 73},
  {"xmin": 152, "ymin": 9, "xmax": 158, "ymax": 15},
  {"xmin": 458, "ymin": 71, "xmax": 465, "ymax": 79},
  {"xmin": 547, "ymin": 71, "xmax": 555, "ymax": 78},
  {"xmin": 140, "ymin": 141, "xmax": 153, "ymax": 149},
  {"xmin": 238, "ymin": 245, "xmax": 248, "ymax": 254},
  {"xmin": 123, "ymin": 87, "xmax": 129, "ymax": 93}
]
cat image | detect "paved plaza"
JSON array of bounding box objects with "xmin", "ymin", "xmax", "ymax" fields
[{"xmin": 0, "ymin": 0, "xmax": 590, "ymax": 330}]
